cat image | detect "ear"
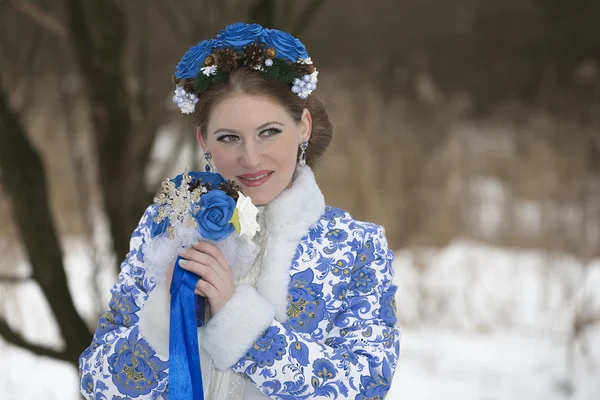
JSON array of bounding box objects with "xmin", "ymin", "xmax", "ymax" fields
[
  {"xmin": 196, "ymin": 128, "xmax": 208, "ymax": 151},
  {"xmin": 300, "ymin": 108, "xmax": 312, "ymax": 143}
]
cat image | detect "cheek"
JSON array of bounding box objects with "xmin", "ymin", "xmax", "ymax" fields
[
  {"xmin": 269, "ymin": 137, "xmax": 299, "ymax": 166},
  {"xmin": 210, "ymin": 148, "xmax": 237, "ymax": 173}
]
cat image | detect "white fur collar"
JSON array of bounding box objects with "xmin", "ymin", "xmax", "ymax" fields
[{"xmin": 256, "ymin": 166, "xmax": 326, "ymax": 321}]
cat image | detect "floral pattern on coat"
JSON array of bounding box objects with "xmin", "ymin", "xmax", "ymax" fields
[
  {"xmin": 79, "ymin": 201, "xmax": 400, "ymax": 399},
  {"xmin": 231, "ymin": 206, "xmax": 400, "ymax": 399}
]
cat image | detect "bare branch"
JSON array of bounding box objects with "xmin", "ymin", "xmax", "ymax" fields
[
  {"xmin": 0, "ymin": 274, "xmax": 30, "ymax": 283},
  {"xmin": 0, "ymin": 317, "xmax": 70, "ymax": 362},
  {"xmin": 16, "ymin": 25, "xmax": 43, "ymax": 106},
  {"xmin": 7, "ymin": 0, "xmax": 67, "ymax": 38}
]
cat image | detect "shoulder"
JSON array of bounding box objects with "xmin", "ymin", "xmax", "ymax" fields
[
  {"xmin": 318, "ymin": 206, "xmax": 386, "ymax": 236},
  {"xmin": 308, "ymin": 206, "xmax": 389, "ymax": 249}
]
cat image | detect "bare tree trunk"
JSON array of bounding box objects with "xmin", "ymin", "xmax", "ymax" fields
[
  {"xmin": 64, "ymin": 0, "xmax": 152, "ymax": 262},
  {"xmin": 0, "ymin": 85, "xmax": 91, "ymax": 366}
]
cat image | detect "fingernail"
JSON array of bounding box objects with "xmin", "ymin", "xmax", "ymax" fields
[
  {"xmin": 192, "ymin": 241, "xmax": 200, "ymax": 247},
  {"xmin": 179, "ymin": 259, "xmax": 188, "ymax": 266},
  {"xmin": 177, "ymin": 248, "xmax": 187, "ymax": 255}
]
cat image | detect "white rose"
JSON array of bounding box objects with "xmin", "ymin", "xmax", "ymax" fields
[{"xmin": 235, "ymin": 192, "xmax": 260, "ymax": 239}]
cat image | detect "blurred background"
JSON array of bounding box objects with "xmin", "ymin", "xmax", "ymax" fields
[{"xmin": 1, "ymin": 0, "xmax": 600, "ymax": 399}]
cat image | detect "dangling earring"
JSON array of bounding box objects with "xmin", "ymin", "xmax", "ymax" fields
[
  {"xmin": 204, "ymin": 151, "xmax": 214, "ymax": 172},
  {"xmin": 298, "ymin": 141, "xmax": 308, "ymax": 167}
]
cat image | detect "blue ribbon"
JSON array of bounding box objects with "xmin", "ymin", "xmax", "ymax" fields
[{"xmin": 169, "ymin": 255, "xmax": 205, "ymax": 399}]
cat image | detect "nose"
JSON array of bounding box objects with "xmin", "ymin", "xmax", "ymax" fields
[{"xmin": 240, "ymin": 140, "xmax": 263, "ymax": 169}]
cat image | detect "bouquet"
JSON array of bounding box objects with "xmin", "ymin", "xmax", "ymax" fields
[{"xmin": 143, "ymin": 168, "xmax": 260, "ymax": 399}]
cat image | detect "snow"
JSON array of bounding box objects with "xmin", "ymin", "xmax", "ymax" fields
[
  {"xmin": 386, "ymin": 240, "xmax": 600, "ymax": 400},
  {"xmin": 391, "ymin": 327, "xmax": 600, "ymax": 400},
  {"xmin": 1, "ymin": 239, "xmax": 599, "ymax": 399}
]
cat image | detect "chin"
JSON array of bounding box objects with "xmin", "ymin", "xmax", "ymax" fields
[
  {"xmin": 245, "ymin": 191, "xmax": 273, "ymax": 206},
  {"xmin": 239, "ymin": 185, "xmax": 277, "ymax": 206}
]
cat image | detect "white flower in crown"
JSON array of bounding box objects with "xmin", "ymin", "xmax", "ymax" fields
[
  {"xmin": 298, "ymin": 57, "xmax": 313, "ymax": 65},
  {"xmin": 173, "ymin": 87, "xmax": 198, "ymax": 114},
  {"xmin": 292, "ymin": 69, "xmax": 319, "ymax": 99},
  {"xmin": 233, "ymin": 192, "xmax": 260, "ymax": 239},
  {"xmin": 201, "ymin": 65, "xmax": 218, "ymax": 76}
]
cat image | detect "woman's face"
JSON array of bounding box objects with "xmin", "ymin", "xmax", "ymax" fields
[{"xmin": 198, "ymin": 93, "xmax": 311, "ymax": 206}]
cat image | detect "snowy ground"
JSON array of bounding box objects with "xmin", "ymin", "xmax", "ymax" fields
[
  {"xmin": 1, "ymin": 239, "xmax": 599, "ymax": 399},
  {"xmin": 388, "ymin": 240, "xmax": 600, "ymax": 400}
]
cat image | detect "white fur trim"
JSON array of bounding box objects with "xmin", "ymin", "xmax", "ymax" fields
[
  {"xmin": 138, "ymin": 282, "xmax": 171, "ymax": 358},
  {"xmin": 258, "ymin": 166, "xmax": 326, "ymax": 321},
  {"xmin": 202, "ymin": 284, "xmax": 275, "ymax": 370}
]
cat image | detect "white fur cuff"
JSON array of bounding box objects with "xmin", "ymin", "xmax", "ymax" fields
[
  {"xmin": 138, "ymin": 282, "xmax": 171, "ymax": 359},
  {"xmin": 202, "ymin": 284, "xmax": 275, "ymax": 370}
]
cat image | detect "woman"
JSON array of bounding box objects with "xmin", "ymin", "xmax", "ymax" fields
[{"xmin": 79, "ymin": 22, "xmax": 400, "ymax": 400}]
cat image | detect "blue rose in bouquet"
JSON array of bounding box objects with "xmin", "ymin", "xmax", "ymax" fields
[
  {"xmin": 194, "ymin": 190, "xmax": 236, "ymax": 241},
  {"xmin": 174, "ymin": 39, "xmax": 217, "ymax": 79},
  {"xmin": 263, "ymin": 28, "xmax": 308, "ymax": 62},
  {"xmin": 216, "ymin": 22, "xmax": 266, "ymax": 49},
  {"xmin": 171, "ymin": 170, "xmax": 225, "ymax": 189}
]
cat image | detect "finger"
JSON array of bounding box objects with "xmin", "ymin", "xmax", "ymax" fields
[
  {"xmin": 192, "ymin": 241, "xmax": 231, "ymax": 275},
  {"xmin": 195, "ymin": 279, "xmax": 219, "ymax": 303},
  {"xmin": 179, "ymin": 248, "xmax": 230, "ymax": 283},
  {"xmin": 179, "ymin": 259, "xmax": 225, "ymax": 289},
  {"xmin": 180, "ymin": 249, "xmax": 216, "ymax": 267}
]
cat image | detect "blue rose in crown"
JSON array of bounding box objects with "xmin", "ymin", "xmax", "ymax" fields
[
  {"xmin": 263, "ymin": 28, "xmax": 308, "ymax": 62},
  {"xmin": 216, "ymin": 23, "xmax": 266, "ymax": 49},
  {"xmin": 175, "ymin": 39, "xmax": 218, "ymax": 79}
]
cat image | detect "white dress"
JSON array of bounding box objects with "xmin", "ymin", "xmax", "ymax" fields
[{"xmin": 203, "ymin": 206, "xmax": 270, "ymax": 400}]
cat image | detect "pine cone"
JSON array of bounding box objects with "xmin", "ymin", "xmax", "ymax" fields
[
  {"xmin": 291, "ymin": 63, "xmax": 312, "ymax": 77},
  {"xmin": 216, "ymin": 48, "xmax": 239, "ymax": 73},
  {"xmin": 182, "ymin": 80, "xmax": 196, "ymax": 94},
  {"xmin": 218, "ymin": 180, "xmax": 241, "ymax": 201},
  {"xmin": 188, "ymin": 178, "xmax": 203, "ymax": 192},
  {"xmin": 243, "ymin": 43, "xmax": 265, "ymax": 68}
]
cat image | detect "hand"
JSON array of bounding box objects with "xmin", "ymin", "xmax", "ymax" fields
[{"xmin": 166, "ymin": 241, "xmax": 235, "ymax": 314}]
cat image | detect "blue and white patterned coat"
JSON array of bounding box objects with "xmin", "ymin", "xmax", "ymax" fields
[{"xmin": 79, "ymin": 166, "xmax": 401, "ymax": 399}]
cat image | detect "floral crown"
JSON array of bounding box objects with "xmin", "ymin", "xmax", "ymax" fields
[{"xmin": 172, "ymin": 23, "xmax": 318, "ymax": 114}]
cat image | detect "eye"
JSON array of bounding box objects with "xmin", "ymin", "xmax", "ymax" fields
[
  {"xmin": 216, "ymin": 134, "xmax": 241, "ymax": 143},
  {"xmin": 260, "ymin": 127, "xmax": 282, "ymax": 137}
]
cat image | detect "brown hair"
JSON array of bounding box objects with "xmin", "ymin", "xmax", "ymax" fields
[{"xmin": 190, "ymin": 67, "xmax": 333, "ymax": 168}]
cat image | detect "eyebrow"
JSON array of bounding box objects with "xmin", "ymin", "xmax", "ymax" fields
[{"xmin": 213, "ymin": 121, "xmax": 283, "ymax": 135}]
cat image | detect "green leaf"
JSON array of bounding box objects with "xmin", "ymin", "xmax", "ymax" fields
[{"xmin": 229, "ymin": 208, "xmax": 241, "ymax": 235}]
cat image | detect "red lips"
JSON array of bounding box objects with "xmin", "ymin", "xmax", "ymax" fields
[{"xmin": 237, "ymin": 170, "xmax": 274, "ymax": 187}]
